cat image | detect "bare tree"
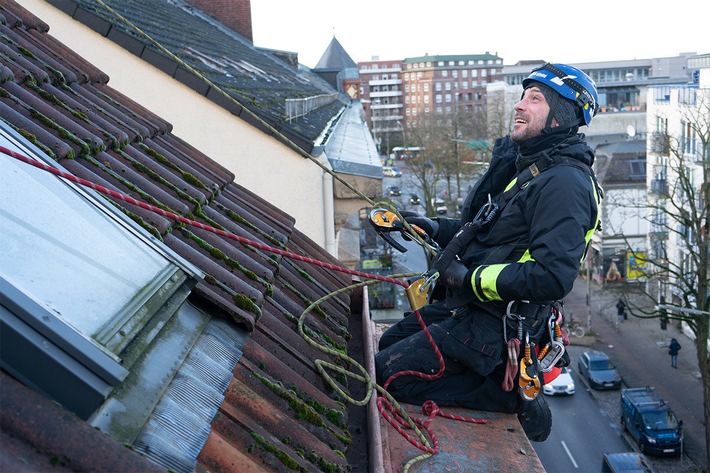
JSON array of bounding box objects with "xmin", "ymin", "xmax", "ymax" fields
[
  {"xmin": 610, "ymin": 90, "xmax": 709, "ymax": 466},
  {"xmin": 405, "ymin": 104, "xmax": 489, "ymax": 216}
]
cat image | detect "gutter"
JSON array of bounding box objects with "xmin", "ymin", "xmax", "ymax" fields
[{"xmin": 362, "ymin": 286, "xmax": 385, "ymax": 473}]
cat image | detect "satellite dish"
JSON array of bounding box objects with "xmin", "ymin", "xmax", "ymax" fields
[{"xmin": 627, "ymin": 125, "xmax": 636, "ymax": 138}]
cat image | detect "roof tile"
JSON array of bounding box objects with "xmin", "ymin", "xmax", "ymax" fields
[{"xmin": 0, "ymin": 3, "xmax": 363, "ymax": 472}]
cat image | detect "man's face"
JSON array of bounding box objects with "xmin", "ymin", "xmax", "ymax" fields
[{"xmin": 511, "ymin": 85, "xmax": 552, "ymax": 144}]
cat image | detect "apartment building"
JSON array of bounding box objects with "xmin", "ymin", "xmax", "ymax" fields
[
  {"xmin": 358, "ymin": 53, "xmax": 504, "ymax": 153},
  {"xmin": 645, "ymin": 54, "xmax": 709, "ymax": 304},
  {"xmin": 402, "ymin": 53, "xmax": 504, "ymax": 129},
  {"xmin": 358, "ymin": 58, "xmax": 405, "ymax": 153}
]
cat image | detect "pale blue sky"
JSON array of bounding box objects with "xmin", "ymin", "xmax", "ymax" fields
[{"xmin": 251, "ymin": 0, "xmax": 707, "ymax": 69}]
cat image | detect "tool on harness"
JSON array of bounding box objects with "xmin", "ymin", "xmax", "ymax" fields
[
  {"xmin": 369, "ymin": 208, "xmax": 439, "ymax": 253},
  {"xmin": 537, "ymin": 314, "xmax": 565, "ymax": 373},
  {"xmin": 502, "ymin": 301, "xmax": 523, "ymax": 392},
  {"xmin": 518, "ymin": 332, "xmax": 541, "ymax": 400},
  {"xmin": 369, "ymin": 208, "xmax": 410, "ymax": 253}
]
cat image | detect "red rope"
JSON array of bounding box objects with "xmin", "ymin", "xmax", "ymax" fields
[
  {"xmin": 1, "ymin": 146, "xmax": 487, "ymax": 455},
  {"xmin": 0, "ymin": 146, "xmax": 405, "ymax": 288}
]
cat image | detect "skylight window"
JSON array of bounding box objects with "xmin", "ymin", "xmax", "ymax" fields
[{"xmin": 0, "ymin": 124, "xmax": 202, "ymax": 419}]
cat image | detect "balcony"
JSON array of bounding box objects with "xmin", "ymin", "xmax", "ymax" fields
[
  {"xmin": 371, "ymin": 90, "xmax": 403, "ymax": 98},
  {"xmin": 650, "ymin": 179, "xmax": 669, "ymax": 196},
  {"xmin": 369, "ymin": 78, "xmax": 402, "ymax": 87},
  {"xmin": 650, "ymin": 132, "xmax": 670, "ymax": 155}
]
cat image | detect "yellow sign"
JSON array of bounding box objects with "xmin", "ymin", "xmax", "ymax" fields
[{"xmin": 626, "ymin": 251, "xmax": 647, "ymax": 281}]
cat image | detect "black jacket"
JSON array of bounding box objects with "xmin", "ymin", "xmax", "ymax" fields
[{"xmin": 435, "ymin": 132, "xmax": 601, "ymax": 311}]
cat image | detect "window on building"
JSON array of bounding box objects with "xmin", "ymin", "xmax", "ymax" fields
[
  {"xmin": 435, "ymin": 83, "xmax": 442, "ymax": 91},
  {"xmin": 452, "ymin": 70, "xmax": 458, "ymax": 78},
  {"xmin": 628, "ymin": 159, "xmax": 646, "ymax": 179},
  {"xmin": 442, "ymin": 70, "xmax": 448, "ymax": 77},
  {"xmin": 445, "ymin": 82, "xmax": 451, "ymax": 91},
  {"xmin": 471, "ymin": 69, "xmax": 478, "ymax": 77},
  {"xmin": 423, "ymin": 83, "xmax": 429, "ymax": 92},
  {"xmin": 424, "ymin": 95, "xmax": 429, "ymax": 104},
  {"xmin": 445, "ymin": 94, "xmax": 452, "ymax": 103},
  {"xmin": 435, "ymin": 94, "xmax": 442, "ymax": 103}
]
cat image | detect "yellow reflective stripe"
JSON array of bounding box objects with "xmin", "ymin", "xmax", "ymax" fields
[
  {"xmin": 518, "ymin": 249, "xmax": 533, "ymax": 263},
  {"xmin": 581, "ymin": 175, "xmax": 602, "ymax": 262},
  {"xmin": 471, "ymin": 266, "xmax": 486, "ymax": 301},
  {"xmin": 479, "ymin": 264, "xmax": 506, "ymax": 301},
  {"xmin": 504, "ymin": 176, "xmax": 518, "ymax": 192}
]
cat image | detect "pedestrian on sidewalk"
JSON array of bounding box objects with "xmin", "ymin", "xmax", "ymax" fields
[
  {"xmin": 616, "ymin": 298, "xmax": 626, "ymax": 323},
  {"xmin": 668, "ymin": 338, "xmax": 681, "ymax": 368}
]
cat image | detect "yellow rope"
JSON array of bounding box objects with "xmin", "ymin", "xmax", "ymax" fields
[
  {"xmin": 91, "ymin": 0, "xmax": 436, "ymax": 255},
  {"xmin": 296, "ymin": 276, "xmax": 434, "ymax": 471},
  {"xmin": 89, "ymin": 4, "xmax": 439, "ymax": 469}
]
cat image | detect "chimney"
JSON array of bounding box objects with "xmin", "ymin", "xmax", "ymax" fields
[{"xmin": 186, "ymin": 0, "xmax": 253, "ymax": 43}]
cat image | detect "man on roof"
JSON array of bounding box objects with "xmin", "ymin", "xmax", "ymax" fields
[{"xmin": 375, "ymin": 63, "xmax": 602, "ymax": 442}]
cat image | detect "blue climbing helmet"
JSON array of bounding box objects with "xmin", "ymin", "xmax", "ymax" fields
[{"xmin": 522, "ymin": 63, "xmax": 599, "ymax": 127}]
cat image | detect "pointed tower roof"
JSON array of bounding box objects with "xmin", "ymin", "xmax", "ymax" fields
[{"xmin": 314, "ymin": 36, "xmax": 357, "ymax": 70}]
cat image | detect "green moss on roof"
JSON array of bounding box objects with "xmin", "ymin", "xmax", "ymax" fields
[
  {"xmin": 253, "ymin": 373, "xmax": 324, "ymax": 426},
  {"xmin": 30, "ymin": 109, "xmax": 92, "ymax": 155},
  {"xmin": 140, "ymin": 144, "xmax": 210, "ymax": 192},
  {"xmin": 219, "ymin": 205, "xmax": 285, "ymax": 248},
  {"xmin": 249, "ymin": 432, "xmax": 303, "ymax": 471}
]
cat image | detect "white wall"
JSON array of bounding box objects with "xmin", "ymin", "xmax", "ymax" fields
[{"xmin": 26, "ymin": 0, "xmax": 332, "ymax": 250}]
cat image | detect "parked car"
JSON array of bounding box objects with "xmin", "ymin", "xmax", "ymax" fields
[
  {"xmin": 387, "ymin": 186, "xmax": 402, "ymax": 197},
  {"xmin": 409, "ymin": 194, "xmax": 421, "ymax": 205},
  {"xmin": 578, "ymin": 350, "xmax": 621, "ymax": 390},
  {"xmin": 601, "ymin": 452, "xmax": 653, "ymax": 472},
  {"xmin": 432, "ymin": 198, "xmax": 448, "ymax": 215},
  {"xmin": 382, "ymin": 166, "xmax": 402, "ymax": 177},
  {"xmin": 620, "ymin": 387, "xmax": 683, "ymax": 456},
  {"xmin": 542, "ymin": 366, "xmax": 575, "ymax": 396}
]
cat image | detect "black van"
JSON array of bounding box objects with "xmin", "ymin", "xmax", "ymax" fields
[
  {"xmin": 601, "ymin": 452, "xmax": 652, "ymax": 473},
  {"xmin": 620, "ymin": 387, "xmax": 683, "ymax": 456}
]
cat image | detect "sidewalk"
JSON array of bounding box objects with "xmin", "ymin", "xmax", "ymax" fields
[{"xmin": 563, "ymin": 276, "xmax": 707, "ymax": 472}]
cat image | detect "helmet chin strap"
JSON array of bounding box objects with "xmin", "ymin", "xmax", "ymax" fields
[{"xmin": 542, "ymin": 92, "xmax": 559, "ymax": 133}]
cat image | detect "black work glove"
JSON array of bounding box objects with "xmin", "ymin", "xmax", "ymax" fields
[
  {"xmin": 441, "ymin": 259, "xmax": 473, "ymax": 290},
  {"xmin": 400, "ymin": 210, "xmax": 439, "ymax": 239}
]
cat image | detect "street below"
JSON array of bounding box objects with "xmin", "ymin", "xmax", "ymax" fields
[{"xmin": 541, "ymin": 276, "xmax": 707, "ymax": 473}]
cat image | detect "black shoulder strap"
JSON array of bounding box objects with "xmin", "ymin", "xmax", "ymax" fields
[{"xmin": 499, "ymin": 153, "xmax": 602, "ymax": 211}]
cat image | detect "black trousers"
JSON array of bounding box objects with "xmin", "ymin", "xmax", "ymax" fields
[{"xmin": 375, "ymin": 300, "xmax": 521, "ymax": 414}]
